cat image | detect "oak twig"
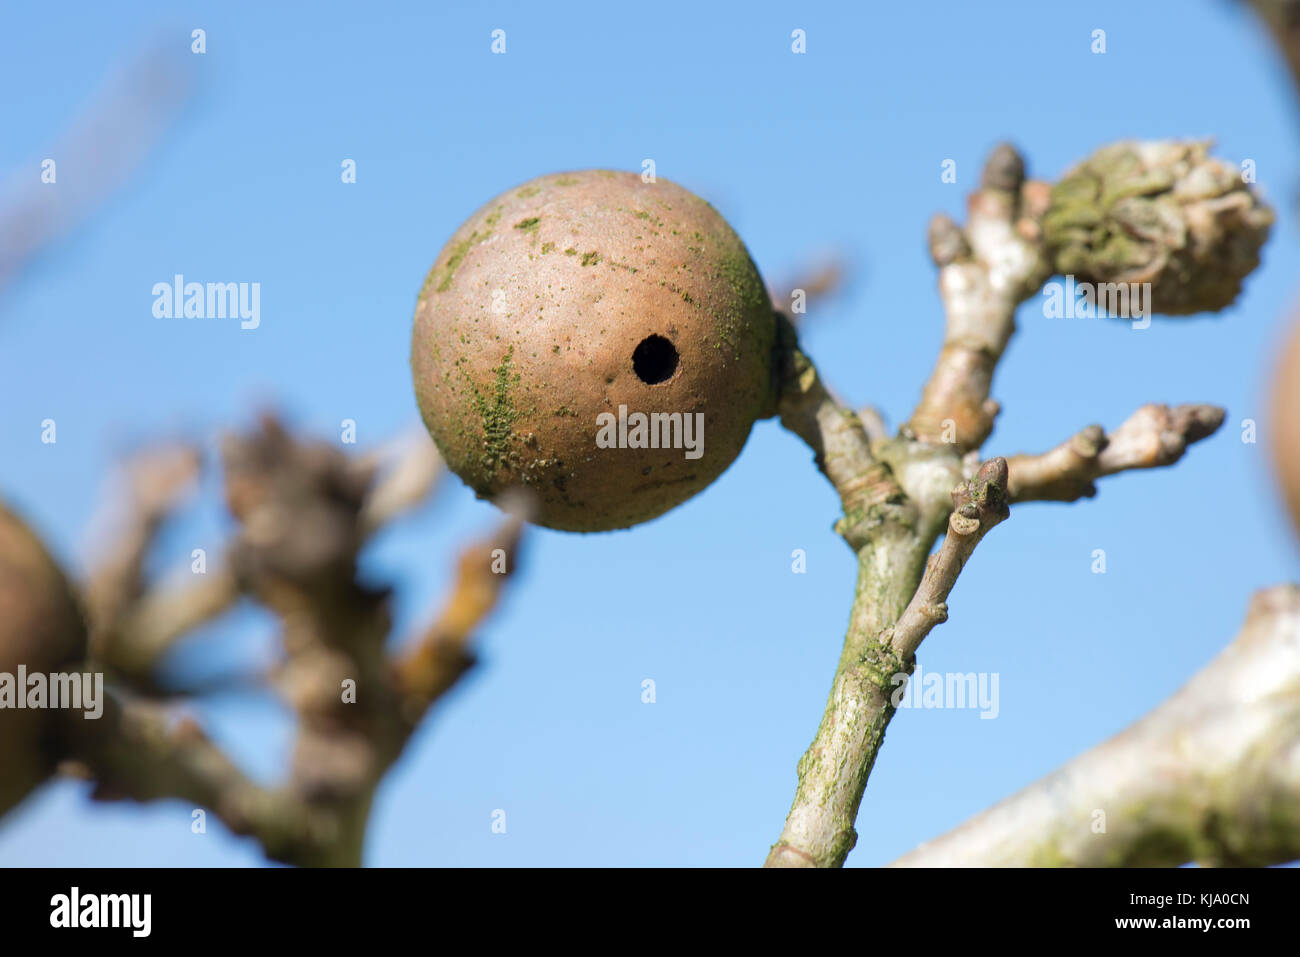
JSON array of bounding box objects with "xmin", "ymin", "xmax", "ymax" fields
[
  {"xmin": 906, "ymin": 145, "xmax": 1052, "ymax": 451},
  {"xmin": 1002, "ymin": 404, "xmax": 1226, "ymax": 503},
  {"xmin": 767, "ymin": 141, "xmax": 1243, "ymax": 868}
]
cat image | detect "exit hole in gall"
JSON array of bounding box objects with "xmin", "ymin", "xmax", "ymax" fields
[{"xmin": 632, "ymin": 335, "xmax": 679, "ymax": 385}]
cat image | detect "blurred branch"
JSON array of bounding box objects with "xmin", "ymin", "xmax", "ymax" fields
[
  {"xmin": 14, "ymin": 414, "xmax": 514, "ymax": 867},
  {"xmin": 110, "ymin": 569, "xmax": 242, "ymax": 678},
  {"xmin": 892, "ymin": 585, "xmax": 1300, "ymax": 867},
  {"xmin": 768, "ymin": 256, "xmax": 847, "ymax": 324},
  {"xmin": 358, "ymin": 428, "xmax": 445, "ymax": 535},
  {"xmin": 90, "ymin": 425, "xmax": 445, "ymax": 686},
  {"xmin": 85, "ymin": 443, "xmax": 201, "ymax": 666},
  {"xmin": 0, "ymin": 30, "xmax": 513, "ymax": 857},
  {"xmin": 394, "ymin": 510, "xmax": 526, "ymax": 721},
  {"xmin": 0, "ymin": 41, "xmax": 196, "ymax": 294},
  {"xmin": 64, "ymin": 696, "xmax": 329, "ymax": 863},
  {"xmin": 1246, "ymin": 0, "xmax": 1300, "ymax": 106}
]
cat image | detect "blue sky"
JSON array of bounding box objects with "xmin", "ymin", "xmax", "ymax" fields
[{"xmin": 1, "ymin": 0, "xmax": 1298, "ymax": 866}]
